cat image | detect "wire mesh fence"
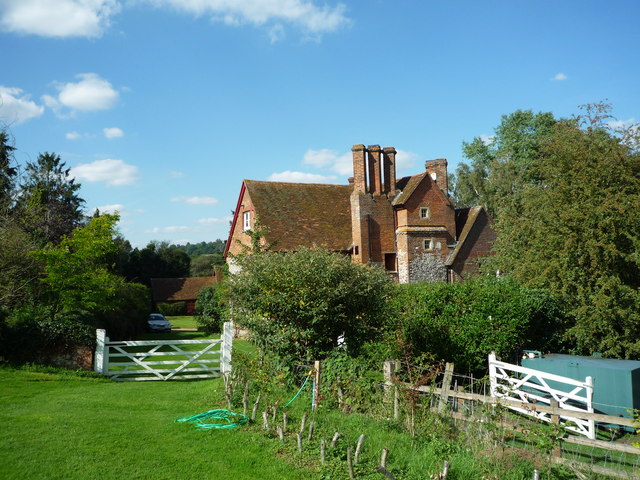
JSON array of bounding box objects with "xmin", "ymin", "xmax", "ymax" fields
[{"xmin": 378, "ymin": 358, "xmax": 640, "ymax": 479}]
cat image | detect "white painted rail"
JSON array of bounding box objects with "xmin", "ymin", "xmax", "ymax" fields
[
  {"xmin": 94, "ymin": 322, "xmax": 233, "ymax": 381},
  {"xmin": 489, "ymin": 352, "xmax": 595, "ymax": 439}
]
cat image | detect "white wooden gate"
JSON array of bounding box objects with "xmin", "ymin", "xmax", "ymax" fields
[
  {"xmin": 488, "ymin": 352, "xmax": 595, "ymax": 439},
  {"xmin": 94, "ymin": 322, "xmax": 233, "ymax": 381}
]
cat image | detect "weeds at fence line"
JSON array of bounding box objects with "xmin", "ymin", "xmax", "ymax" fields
[{"xmin": 227, "ymin": 351, "xmax": 640, "ymax": 479}]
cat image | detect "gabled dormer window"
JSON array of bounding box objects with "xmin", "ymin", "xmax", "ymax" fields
[
  {"xmin": 243, "ymin": 211, "xmax": 251, "ymax": 231},
  {"xmin": 420, "ymin": 207, "xmax": 430, "ymax": 219}
]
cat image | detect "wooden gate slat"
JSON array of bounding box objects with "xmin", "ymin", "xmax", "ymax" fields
[{"xmin": 96, "ymin": 323, "xmax": 233, "ymax": 382}]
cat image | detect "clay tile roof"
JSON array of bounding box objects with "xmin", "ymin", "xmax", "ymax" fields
[
  {"xmin": 392, "ymin": 173, "xmax": 427, "ymax": 206},
  {"xmin": 446, "ymin": 206, "xmax": 483, "ymax": 266},
  {"xmin": 150, "ymin": 277, "xmax": 217, "ymax": 302},
  {"xmin": 245, "ymin": 180, "xmax": 353, "ymax": 251}
]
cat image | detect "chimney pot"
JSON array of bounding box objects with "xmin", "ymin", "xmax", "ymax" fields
[
  {"xmin": 352, "ymin": 144, "xmax": 367, "ymax": 193},
  {"xmin": 367, "ymin": 145, "xmax": 382, "ymax": 195}
]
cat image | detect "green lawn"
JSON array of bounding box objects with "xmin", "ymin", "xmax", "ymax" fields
[
  {"xmin": 0, "ymin": 366, "xmax": 312, "ymax": 480},
  {"xmin": 166, "ymin": 315, "xmax": 199, "ymax": 330}
]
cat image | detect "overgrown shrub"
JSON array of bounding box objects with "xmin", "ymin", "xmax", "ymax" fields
[
  {"xmin": 195, "ymin": 283, "xmax": 227, "ymax": 333},
  {"xmin": 156, "ymin": 301, "xmax": 185, "ymax": 317},
  {"xmin": 320, "ymin": 350, "xmax": 383, "ymax": 413},
  {"xmin": 228, "ymin": 247, "xmax": 392, "ymax": 362},
  {"xmin": 387, "ymin": 277, "xmax": 567, "ymax": 374},
  {"xmin": 96, "ymin": 281, "xmax": 151, "ymax": 339},
  {"xmin": 1, "ymin": 303, "xmax": 94, "ymax": 362}
]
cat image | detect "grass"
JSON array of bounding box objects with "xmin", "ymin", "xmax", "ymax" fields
[
  {"xmin": 1, "ymin": 360, "xmax": 624, "ymax": 480},
  {"xmin": 166, "ymin": 316, "xmax": 199, "ymax": 330},
  {"xmin": 0, "ymin": 365, "xmax": 313, "ymax": 480}
]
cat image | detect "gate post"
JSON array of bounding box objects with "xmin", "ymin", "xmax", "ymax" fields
[
  {"xmin": 95, "ymin": 329, "xmax": 109, "ymax": 375},
  {"xmin": 585, "ymin": 376, "xmax": 595, "ymax": 439},
  {"xmin": 488, "ymin": 352, "xmax": 497, "ymax": 398},
  {"xmin": 221, "ymin": 322, "xmax": 233, "ymax": 374}
]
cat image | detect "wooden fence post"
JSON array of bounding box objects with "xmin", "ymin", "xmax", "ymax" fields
[
  {"xmin": 354, "ymin": 434, "xmax": 365, "ymax": 464},
  {"xmin": 95, "ymin": 329, "xmax": 109, "ymax": 375},
  {"xmin": 549, "ymin": 399, "xmax": 562, "ymax": 457},
  {"xmin": 383, "ymin": 359, "xmax": 397, "ymax": 403},
  {"xmin": 221, "ymin": 322, "xmax": 233, "ymax": 374},
  {"xmin": 251, "ymin": 394, "xmax": 261, "ymax": 422},
  {"xmin": 438, "ymin": 363, "xmax": 454, "ymax": 413},
  {"xmin": 312, "ymin": 360, "xmax": 321, "ymax": 412},
  {"xmin": 347, "ymin": 447, "xmax": 354, "ymax": 480}
]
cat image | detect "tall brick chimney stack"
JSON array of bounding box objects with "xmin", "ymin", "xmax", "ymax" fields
[
  {"xmin": 352, "ymin": 144, "xmax": 367, "ymax": 193},
  {"xmin": 382, "ymin": 147, "xmax": 397, "ymax": 196},
  {"xmin": 367, "ymin": 145, "xmax": 382, "ymax": 195},
  {"xmin": 425, "ymin": 158, "xmax": 449, "ymax": 197}
]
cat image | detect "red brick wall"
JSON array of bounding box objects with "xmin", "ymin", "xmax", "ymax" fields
[
  {"xmin": 451, "ymin": 210, "xmax": 496, "ymax": 281},
  {"xmin": 401, "ymin": 178, "xmax": 455, "ymax": 235},
  {"xmin": 350, "ymin": 191, "xmax": 396, "ymax": 265},
  {"xmin": 227, "ymin": 187, "xmax": 255, "ymax": 257}
]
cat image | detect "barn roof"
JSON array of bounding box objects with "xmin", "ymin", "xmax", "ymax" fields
[{"xmin": 150, "ymin": 276, "xmax": 217, "ymax": 302}]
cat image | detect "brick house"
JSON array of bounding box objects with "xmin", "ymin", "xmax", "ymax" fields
[
  {"xmin": 224, "ymin": 144, "xmax": 495, "ymax": 283},
  {"xmin": 150, "ymin": 275, "xmax": 219, "ymax": 314}
]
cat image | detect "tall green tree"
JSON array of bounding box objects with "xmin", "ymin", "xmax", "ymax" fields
[
  {"xmin": 32, "ymin": 214, "xmax": 124, "ymax": 314},
  {"xmin": 16, "ymin": 152, "xmax": 85, "ymax": 244},
  {"xmin": 453, "ymin": 109, "xmax": 559, "ymax": 218},
  {"xmin": 490, "ymin": 104, "xmax": 640, "ymax": 358},
  {"xmin": 0, "ymin": 129, "xmax": 17, "ymax": 214},
  {"xmin": 0, "ymin": 220, "xmax": 41, "ymax": 313},
  {"xmin": 123, "ymin": 241, "xmax": 190, "ymax": 285}
]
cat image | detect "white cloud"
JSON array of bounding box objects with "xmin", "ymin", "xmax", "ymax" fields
[
  {"xmin": 171, "ymin": 195, "xmax": 218, "ymax": 205},
  {"xmin": 268, "ymin": 170, "xmax": 337, "ymax": 183},
  {"xmin": 197, "ymin": 216, "xmax": 233, "ymax": 225},
  {"xmin": 103, "ymin": 126, "xmax": 124, "ymax": 138},
  {"xmin": 66, "ymin": 131, "xmax": 82, "ymax": 140},
  {"xmin": 303, "ymin": 148, "xmax": 338, "ymax": 168},
  {"xmin": 328, "ymin": 152, "xmax": 353, "ymax": 176},
  {"xmin": 44, "ymin": 73, "xmax": 119, "ymax": 116},
  {"xmin": 608, "ymin": 118, "xmax": 636, "ymax": 130},
  {"xmin": 70, "ymin": 158, "xmax": 138, "ymax": 186},
  {"xmin": 170, "ymin": 170, "xmax": 184, "ymax": 178},
  {"xmin": 301, "ymin": 147, "xmax": 420, "ymax": 178},
  {"xmin": 145, "ymin": 226, "xmax": 191, "ymax": 233},
  {"xmin": 303, "ymin": 148, "xmax": 352, "ymax": 175},
  {"xmin": 0, "ymin": 86, "xmax": 44, "ymax": 124},
  {"xmin": 144, "ymin": 0, "xmax": 349, "ymax": 39},
  {"xmin": 0, "ymin": 0, "xmax": 119, "ymax": 38},
  {"xmin": 479, "ymin": 134, "xmax": 495, "ymax": 146},
  {"xmin": 552, "ymin": 72, "xmax": 568, "ymax": 81},
  {"xmin": 395, "ymin": 150, "xmax": 419, "ymax": 172},
  {"xmin": 268, "ymin": 23, "xmax": 285, "ymax": 43},
  {"xmin": 164, "ymin": 225, "xmax": 190, "ymax": 232},
  {"xmin": 94, "ymin": 203, "xmax": 124, "ymax": 214}
]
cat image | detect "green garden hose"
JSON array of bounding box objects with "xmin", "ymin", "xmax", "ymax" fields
[
  {"xmin": 283, "ymin": 374, "xmax": 310, "ymax": 408},
  {"xmin": 175, "ymin": 409, "xmax": 248, "ymax": 430}
]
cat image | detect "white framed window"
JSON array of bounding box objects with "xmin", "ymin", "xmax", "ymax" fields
[
  {"xmin": 420, "ymin": 207, "xmax": 430, "ymax": 219},
  {"xmin": 242, "ymin": 211, "xmax": 251, "ymax": 231},
  {"xmin": 424, "ymin": 238, "xmax": 434, "ymax": 250}
]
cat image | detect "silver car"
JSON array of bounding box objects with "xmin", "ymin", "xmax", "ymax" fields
[{"xmin": 147, "ymin": 314, "xmax": 172, "ymax": 332}]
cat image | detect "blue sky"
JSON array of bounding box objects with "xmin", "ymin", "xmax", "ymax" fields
[{"xmin": 1, "ymin": 0, "xmax": 638, "ymax": 248}]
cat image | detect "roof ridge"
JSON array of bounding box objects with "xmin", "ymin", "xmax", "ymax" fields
[{"xmin": 245, "ymin": 179, "xmax": 350, "ymax": 187}]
